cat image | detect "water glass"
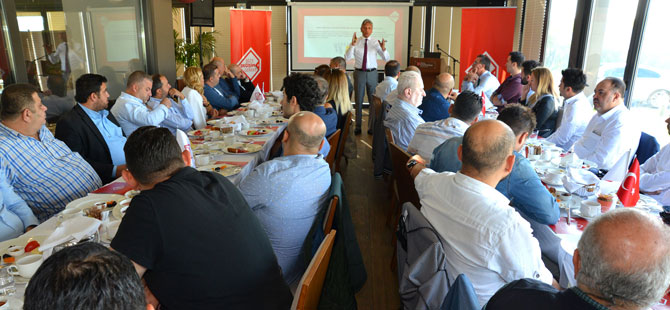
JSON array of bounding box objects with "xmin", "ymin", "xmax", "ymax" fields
[{"xmin": 0, "ymin": 268, "xmax": 15, "ymax": 299}]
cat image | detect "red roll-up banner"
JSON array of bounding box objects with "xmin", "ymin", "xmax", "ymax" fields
[
  {"xmin": 230, "ymin": 9, "xmax": 272, "ymax": 91},
  {"xmin": 459, "ymin": 8, "xmax": 517, "ymax": 88}
]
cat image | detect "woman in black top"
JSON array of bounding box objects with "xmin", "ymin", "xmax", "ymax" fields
[
  {"xmin": 325, "ymin": 69, "xmax": 353, "ymax": 129},
  {"xmin": 525, "ymin": 67, "xmax": 559, "ymax": 137}
]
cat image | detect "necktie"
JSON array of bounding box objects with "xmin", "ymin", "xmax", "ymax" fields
[{"xmin": 361, "ymin": 39, "xmax": 368, "ymax": 70}]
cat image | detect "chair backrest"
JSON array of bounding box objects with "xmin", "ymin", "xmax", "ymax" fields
[
  {"xmin": 636, "ymin": 132, "xmax": 660, "ymax": 165},
  {"xmin": 292, "ymin": 230, "xmax": 337, "ymax": 310},
  {"xmin": 323, "ymin": 195, "xmax": 338, "ymax": 234},
  {"xmin": 325, "ymin": 129, "xmax": 341, "ymax": 170},
  {"xmin": 385, "ymin": 127, "xmax": 395, "ymax": 145},
  {"xmin": 554, "ymin": 106, "xmax": 564, "ymax": 129},
  {"xmin": 335, "ymin": 112, "xmax": 353, "ymax": 172},
  {"xmin": 388, "ymin": 142, "xmax": 420, "ymax": 207},
  {"xmin": 268, "ymin": 129, "xmax": 285, "ymax": 160},
  {"xmin": 372, "ymin": 96, "xmax": 383, "ymax": 120}
]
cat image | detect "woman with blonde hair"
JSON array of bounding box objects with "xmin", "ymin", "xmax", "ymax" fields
[
  {"xmin": 526, "ymin": 67, "xmax": 559, "ymax": 137},
  {"xmin": 182, "ymin": 67, "xmax": 218, "ymax": 129},
  {"xmin": 325, "ymin": 69, "xmax": 353, "ymax": 129}
]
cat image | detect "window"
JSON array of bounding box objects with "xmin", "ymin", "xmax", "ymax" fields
[{"xmin": 543, "ymin": 0, "xmax": 578, "ymax": 84}]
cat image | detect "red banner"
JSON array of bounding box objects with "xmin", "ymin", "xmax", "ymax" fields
[
  {"xmin": 459, "ymin": 8, "xmax": 517, "ymax": 88},
  {"xmin": 230, "ymin": 9, "xmax": 272, "ymax": 92}
]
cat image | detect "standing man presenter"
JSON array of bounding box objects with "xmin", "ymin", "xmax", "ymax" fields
[{"xmin": 345, "ymin": 19, "xmax": 390, "ymax": 135}]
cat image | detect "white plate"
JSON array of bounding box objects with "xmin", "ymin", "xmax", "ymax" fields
[
  {"xmin": 239, "ymin": 128, "xmax": 274, "ymax": 137},
  {"xmin": 65, "ymin": 194, "xmax": 124, "ymax": 211},
  {"xmin": 222, "ymin": 143, "xmax": 263, "ymax": 154},
  {"xmin": 636, "ymin": 194, "xmax": 663, "ymax": 211},
  {"xmin": 187, "ymin": 128, "xmax": 210, "ymax": 138},
  {"xmin": 197, "ymin": 164, "xmax": 243, "ymax": 177},
  {"xmin": 124, "ymin": 190, "xmax": 140, "ymax": 199},
  {"xmin": 112, "ymin": 198, "xmax": 132, "ymax": 219},
  {"xmin": 541, "ymin": 175, "xmax": 563, "ymax": 186},
  {"xmin": 571, "ymin": 209, "xmax": 596, "ymax": 221}
]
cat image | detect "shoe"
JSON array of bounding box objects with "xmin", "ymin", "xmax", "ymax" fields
[
  {"xmin": 354, "ymin": 128, "xmax": 362, "ymax": 135},
  {"xmin": 367, "ymin": 129, "xmax": 373, "ymax": 135}
]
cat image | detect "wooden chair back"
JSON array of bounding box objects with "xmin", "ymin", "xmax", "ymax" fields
[
  {"xmin": 268, "ymin": 129, "xmax": 285, "ymax": 160},
  {"xmin": 388, "ymin": 142, "xmax": 421, "ymax": 207},
  {"xmin": 325, "ymin": 129, "xmax": 341, "ymax": 171},
  {"xmin": 335, "ymin": 111, "xmax": 353, "ymax": 173},
  {"xmin": 291, "ymin": 230, "xmax": 337, "ymax": 310},
  {"xmin": 385, "ymin": 127, "xmax": 395, "ymax": 145},
  {"xmin": 323, "ymin": 196, "xmax": 338, "ymax": 234},
  {"xmin": 372, "ymin": 96, "xmax": 383, "ymax": 120}
]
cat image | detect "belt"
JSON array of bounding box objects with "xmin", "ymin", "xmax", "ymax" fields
[{"xmin": 355, "ymin": 68, "xmax": 377, "ymax": 72}]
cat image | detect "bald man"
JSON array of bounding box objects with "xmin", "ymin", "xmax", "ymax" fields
[
  {"xmin": 209, "ymin": 57, "xmax": 241, "ymax": 103},
  {"xmin": 239, "ymin": 111, "xmax": 332, "ymax": 289},
  {"xmin": 228, "ymin": 63, "xmax": 255, "ymax": 103},
  {"xmin": 407, "ymin": 120, "xmax": 554, "ymax": 305},
  {"xmin": 486, "ymin": 208, "xmax": 670, "ymax": 310},
  {"xmin": 419, "ymin": 72, "xmax": 456, "ymax": 122}
]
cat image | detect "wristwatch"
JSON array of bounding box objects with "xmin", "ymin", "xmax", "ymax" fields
[{"xmin": 406, "ymin": 159, "xmax": 419, "ymax": 170}]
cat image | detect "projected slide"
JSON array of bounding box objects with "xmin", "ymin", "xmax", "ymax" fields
[{"xmin": 291, "ymin": 4, "xmax": 409, "ymax": 71}]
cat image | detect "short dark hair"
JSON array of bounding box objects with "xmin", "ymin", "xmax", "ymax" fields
[
  {"xmin": 314, "ymin": 64, "xmax": 331, "ymax": 77},
  {"xmin": 330, "ymin": 56, "xmax": 346, "ymax": 70},
  {"xmin": 509, "ymin": 51, "xmax": 525, "ymax": 67},
  {"xmin": 461, "ymin": 120, "xmax": 515, "ymax": 174},
  {"xmin": 497, "ymin": 103, "xmax": 537, "ymax": 136},
  {"xmin": 561, "ymin": 68, "xmax": 587, "ymax": 93},
  {"xmin": 0, "ymin": 83, "xmax": 37, "ymax": 121},
  {"xmin": 151, "ymin": 74, "xmax": 165, "ymax": 97},
  {"xmin": 282, "ymin": 73, "xmax": 320, "ymax": 112},
  {"xmin": 451, "ymin": 90, "xmax": 482, "ymax": 123},
  {"xmin": 23, "ymin": 243, "xmax": 145, "ymax": 310},
  {"xmin": 385, "ymin": 60, "xmax": 401, "ymax": 77},
  {"xmin": 522, "ymin": 60, "xmax": 541, "ymax": 77},
  {"xmin": 75, "ymin": 74, "xmax": 107, "ymax": 103},
  {"xmin": 477, "ymin": 54, "xmax": 491, "ymax": 71},
  {"xmin": 604, "ymin": 77, "xmax": 626, "ymax": 97},
  {"xmin": 47, "ymin": 75, "xmax": 66, "ymax": 97},
  {"xmin": 202, "ymin": 63, "xmax": 218, "ymax": 81},
  {"xmin": 124, "ymin": 126, "xmax": 185, "ymax": 185},
  {"xmin": 126, "ymin": 70, "xmax": 151, "ymax": 88}
]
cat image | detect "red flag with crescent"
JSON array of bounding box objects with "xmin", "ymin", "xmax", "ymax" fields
[
  {"xmin": 617, "ymin": 158, "xmax": 640, "ymax": 207},
  {"xmin": 481, "ymin": 90, "xmax": 486, "ymax": 116}
]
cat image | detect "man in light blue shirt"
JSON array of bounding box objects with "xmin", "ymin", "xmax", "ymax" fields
[
  {"xmin": 202, "ymin": 64, "xmax": 239, "ymax": 111},
  {"xmin": 0, "ymin": 84, "xmax": 101, "ymax": 221},
  {"xmin": 239, "ymin": 111, "xmax": 331, "ymax": 288},
  {"xmin": 110, "ymin": 71, "xmax": 171, "ymax": 136},
  {"xmin": 374, "ymin": 60, "xmax": 400, "ymax": 102},
  {"xmin": 148, "ymin": 74, "xmax": 193, "ymax": 135},
  {"xmin": 384, "ymin": 71, "xmax": 426, "ymax": 151},
  {"xmin": 461, "ymin": 54, "xmax": 500, "ymax": 107},
  {"xmin": 56, "ymin": 74, "xmax": 127, "ymax": 184},
  {"xmin": 0, "ymin": 163, "xmax": 38, "ymax": 242}
]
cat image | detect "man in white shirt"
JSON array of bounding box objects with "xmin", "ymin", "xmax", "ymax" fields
[
  {"xmin": 110, "ymin": 71, "xmax": 171, "ymax": 136},
  {"xmin": 546, "ymin": 68, "xmax": 593, "ymax": 150},
  {"xmin": 374, "ymin": 60, "xmax": 400, "ymax": 103},
  {"xmin": 640, "ymin": 117, "xmax": 670, "ymax": 206},
  {"xmin": 148, "ymin": 74, "xmax": 193, "ymax": 135},
  {"xmin": 573, "ymin": 77, "xmax": 640, "ymax": 170},
  {"xmin": 345, "ymin": 19, "xmax": 391, "ymax": 135},
  {"xmin": 384, "ymin": 71, "xmax": 426, "ymax": 151},
  {"xmin": 461, "ymin": 54, "xmax": 500, "ymax": 108},
  {"xmin": 407, "ymin": 119, "xmax": 554, "ymax": 305},
  {"xmin": 407, "ymin": 90, "xmax": 481, "ymax": 164}
]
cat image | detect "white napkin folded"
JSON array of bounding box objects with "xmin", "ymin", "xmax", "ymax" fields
[
  {"xmin": 39, "ymin": 216, "xmax": 101, "ymax": 252},
  {"xmin": 562, "ymin": 167, "xmax": 600, "ymax": 195}
]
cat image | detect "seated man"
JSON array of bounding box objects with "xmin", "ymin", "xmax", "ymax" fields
[
  {"xmin": 24, "ymin": 243, "xmax": 150, "ymax": 310},
  {"xmin": 519, "ymin": 60, "xmax": 541, "ymax": 103},
  {"xmin": 491, "ymin": 51, "xmax": 525, "ymax": 106},
  {"xmin": 374, "ymin": 60, "xmax": 400, "ymax": 102},
  {"xmin": 407, "ymin": 120, "xmax": 554, "ymax": 305},
  {"xmin": 384, "ymin": 71, "xmax": 426, "ymax": 151},
  {"xmin": 0, "ymin": 84, "xmax": 101, "ymax": 221},
  {"xmin": 42, "ymin": 75, "xmax": 74, "ymax": 123},
  {"xmin": 430, "ymin": 104, "xmax": 559, "ymax": 225},
  {"xmin": 640, "ymin": 117, "xmax": 670, "ymax": 206},
  {"xmin": 419, "ymin": 72, "xmax": 455, "ymax": 122},
  {"xmin": 111, "ymin": 126, "xmax": 292, "ymax": 309},
  {"xmin": 545, "ymin": 68, "xmax": 593, "ymax": 150},
  {"xmin": 408, "ymin": 90, "xmax": 481, "ymax": 164},
  {"xmin": 110, "ymin": 71, "xmax": 170, "ymax": 136},
  {"xmin": 0, "ymin": 163, "xmax": 38, "ymax": 242},
  {"xmin": 486, "ymin": 208, "xmax": 670, "ymax": 310},
  {"xmin": 148, "ymin": 74, "xmax": 193, "ymax": 135},
  {"xmin": 240, "ymin": 111, "xmax": 331, "ymax": 287},
  {"xmin": 56, "ymin": 74, "xmax": 127, "ymax": 184},
  {"xmin": 280, "ymin": 73, "xmax": 330, "ymax": 157},
  {"xmin": 460, "ymin": 54, "xmax": 500, "ymax": 107},
  {"xmin": 210, "ymin": 57, "xmax": 241, "ymax": 102},
  {"xmin": 329, "ymin": 56, "xmax": 353, "ymax": 96},
  {"xmin": 229, "ymin": 63, "xmax": 255, "ymax": 103},
  {"xmin": 573, "ymin": 77, "xmax": 640, "ymax": 170},
  {"xmin": 313, "ymin": 75, "xmax": 338, "ymax": 137},
  {"xmin": 203, "ymin": 63, "xmax": 239, "ymax": 112}
]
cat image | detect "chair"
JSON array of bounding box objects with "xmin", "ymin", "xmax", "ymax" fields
[
  {"xmin": 325, "ymin": 129, "xmax": 341, "ymax": 171},
  {"xmin": 323, "ymin": 195, "xmax": 338, "ymax": 234},
  {"xmin": 335, "ymin": 111, "xmax": 353, "ymax": 173},
  {"xmin": 385, "ymin": 127, "xmax": 395, "ymax": 145},
  {"xmin": 291, "ymin": 230, "xmax": 337, "ymax": 310},
  {"xmin": 268, "ymin": 129, "xmax": 285, "ymax": 160},
  {"xmin": 372, "ymin": 98, "xmax": 393, "ymax": 177},
  {"xmin": 635, "ymin": 132, "xmax": 660, "ymax": 165}
]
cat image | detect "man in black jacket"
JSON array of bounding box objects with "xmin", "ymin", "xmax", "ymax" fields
[
  {"xmin": 55, "ymin": 74, "xmax": 127, "ymax": 184},
  {"xmin": 228, "ymin": 63, "xmax": 255, "ymax": 103}
]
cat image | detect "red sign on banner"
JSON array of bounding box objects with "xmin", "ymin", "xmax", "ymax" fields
[
  {"xmin": 230, "ymin": 9, "xmax": 272, "ymax": 91},
  {"xmin": 459, "ymin": 8, "xmax": 517, "ymax": 89}
]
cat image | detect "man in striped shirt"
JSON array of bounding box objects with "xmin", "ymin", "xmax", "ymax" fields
[
  {"xmin": 383, "ymin": 71, "xmax": 426, "ymax": 151},
  {"xmin": 0, "ymin": 84, "xmax": 101, "ymax": 221}
]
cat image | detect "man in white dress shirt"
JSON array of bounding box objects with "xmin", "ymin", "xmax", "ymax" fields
[
  {"xmin": 573, "ymin": 77, "xmax": 640, "ymax": 170},
  {"xmin": 407, "ymin": 119, "xmax": 554, "ymax": 305},
  {"xmin": 384, "ymin": 71, "xmax": 426, "ymax": 151},
  {"xmin": 640, "ymin": 117, "xmax": 670, "ymax": 207},
  {"xmin": 461, "ymin": 54, "xmax": 500, "ymax": 108},
  {"xmin": 110, "ymin": 71, "xmax": 171, "ymax": 136},
  {"xmin": 374, "ymin": 60, "xmax": 400, "ymax": 103},
  {"xmin": 546, "ymin": 68, "xmax": 593, "ymax": 150},
  {"xmin": 345, "ymin": 19, "xmax": 391, "ymax": 135}
]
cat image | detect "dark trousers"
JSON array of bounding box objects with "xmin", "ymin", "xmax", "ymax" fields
[{"xmin": 353, "ymin": 69, "xmax": 378, "ymax": 131}]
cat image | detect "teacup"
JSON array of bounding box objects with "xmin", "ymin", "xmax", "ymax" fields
[
  {"xmin": 7, "ymin": 254, "xmax": 43, "ymax": 278},
  {"xmin": 581, "ymin": 200, "xmax": 601, "ymax": 218},
  {"xmin": 195, "ymin": 154, "xmax": 210, "ymax": 167}
]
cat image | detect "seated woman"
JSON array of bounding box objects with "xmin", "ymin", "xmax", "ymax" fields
[
  {"xmin": 525, "ymin": 67, "xmax": 559, "ymax": 137},
  {"xmin": 325, "ymin": 69, "xmax": 353, "ymax": 129},
  {"xmin": 182, "ymin": 67, "xmax": 218, "ymax": 129}
]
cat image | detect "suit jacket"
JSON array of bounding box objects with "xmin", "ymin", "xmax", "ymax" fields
[{"xmin": 55, "ymin": 105, "xmax": 120, "ymax": 184}]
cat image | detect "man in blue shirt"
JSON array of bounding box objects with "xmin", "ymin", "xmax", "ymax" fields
[
  {"xmin": 203, "ymin": 63, "xmax": 239, "ymax": 112},
  {"xmin": 430, "ymin": 104, "xmax": 559, "ymax": 225},
  {"xmin": 211, "ymin": 57, "xmax": 241, "ymax": 102},
  {"xmin": 0, "ymin": 163, "xmax": 38, "ymax": 242},
  {"xmin": 239, "ymin": 111, "xmax": 331, "ymax": 288},
  {"xmin": 110, "ymin": 71, "xmax": 171, "ymax": 137},
  {"xmin": 313, "ymin": 75, "xmax": 338, "ymax": 137},
  {"xmin": 56, "ymin": 74, "xmax": 127, "ymax": 184},
  {"xmin": 148, "ymin": 74, "xmax": 193, "ymax": 135},
  {"xmin": 384, "ymin": 71, "xmax": 426, "ymax": 151},
  {"xmin": 419, "ymin": 72, "xmax": 455, "ymax": 122}
]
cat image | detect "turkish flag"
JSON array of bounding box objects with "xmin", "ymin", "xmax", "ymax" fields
[
  {"xmin": 617, "ymin": 158, "xmax": 640, "ymax": 207},
  {"xmin": 481, "ymin": 91, "xmax": 486, "ymax": 116}
]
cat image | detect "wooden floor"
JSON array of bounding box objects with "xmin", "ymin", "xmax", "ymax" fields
[{"xmin": 339, "ymin": 110, "xmax": 402, "ymax": 309}]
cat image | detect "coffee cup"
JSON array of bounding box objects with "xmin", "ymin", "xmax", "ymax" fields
[
  {"xmin": 580, "ymin": 200, "xmax": 601, "ymax": 218},
  {"xmin": 195, "ymin": 154, "xmax": 210, "ymax": 167},
  {"xmin": 7, "ymin": 254, "xmax": 43, "ymax": 278}
]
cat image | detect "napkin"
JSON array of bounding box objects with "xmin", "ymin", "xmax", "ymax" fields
[
  {"xmin": 223, "ymin": 115, "xmax": 248, "ymax": 125},
  {"xmin": 250, "ymin": 85, "xmax": 265, "ymax": 104},
  {"xmin": 560, "ymin": 152, "xmax": 582, "ymax": 168},
  {"xmin": 248, "ymin": 101, "xmax": 263, "ymax": 110},
  {"xmin": 39, "ymin": 216, "xmax": 101, "ymax": 252},
  {"xmin": 562, "ymin": 167, "xmax": 599, "ymax": 195}
]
